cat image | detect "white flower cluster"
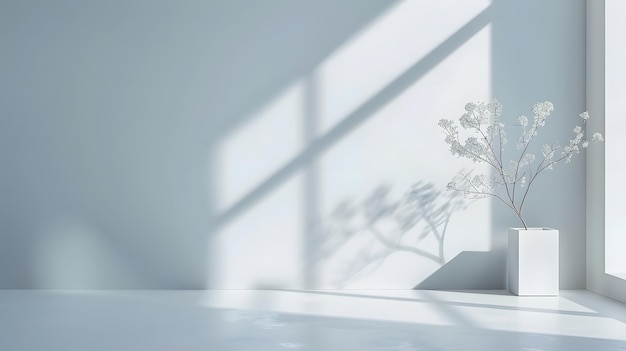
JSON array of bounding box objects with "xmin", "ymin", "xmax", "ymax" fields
[
  {"xmin": 439, "ymin": 100, "xmax": 603, "ymax": 229},
  {"xmin": 561, "ymin": 112, "xmax": 604, "ymax": 163},
  {"xmin": 516, "ymin": 101, "xmax": 554, "ymax": 149},
  {"xmin": 438, "ymin": 100, "xmax": 505, "ymax": 166}
]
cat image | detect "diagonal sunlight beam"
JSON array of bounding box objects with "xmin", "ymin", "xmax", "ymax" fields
[
  {"xmin": 269, "ymin": 289, "xmax": 602, "ymax": 318},
  {"xmin": 212, "ymin": 6, "xmax": 492, "ymax": 231}
]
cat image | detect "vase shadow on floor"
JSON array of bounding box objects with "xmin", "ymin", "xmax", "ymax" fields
[{"xmin": 413, "ymin": 250, "xmax": 508, "ymax": 293}]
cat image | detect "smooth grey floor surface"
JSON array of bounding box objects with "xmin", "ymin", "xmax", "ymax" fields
[{"xmin": 1, "ymin": 289, "xmax": 626, "ymax": 350}]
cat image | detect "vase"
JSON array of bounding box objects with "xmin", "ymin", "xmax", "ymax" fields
[{"xmin": 507, "ymin": 228, "xmax": 559, "ymax": 296}]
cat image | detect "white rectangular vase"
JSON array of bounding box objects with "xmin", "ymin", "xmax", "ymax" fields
[{"xmin": 507, "ymin": 228, "xmax": 559, "ymax": 296}]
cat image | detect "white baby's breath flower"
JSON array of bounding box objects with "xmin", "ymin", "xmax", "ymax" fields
[
  {"xmin": 579, "ymin": 111, "xmax": 590, "ymax": 120},
  {"xmin": 519, "ymin": 153, "xmax": 535, "ymax": 167},
  {"xmin": 517, "ymin": 134, "xmax": 530, "ymax": 150},
  {"xmin": 534, "ymin": 101, "xmax": 554, "ymax": 115},
  {"xmin": 575, "ymin": 133, "xmax": 584, "ymax": 143},
  {"xmin": 439, "ymin": 100, "xmax": 603, "ymax": 230},
  {"xmin": 518, "ymin": 115, "xmax": 528, "ymax": 127},
  {"xmin": 531, "ymin": 101, "xmax": 554, "ymax": 127},
  {"xmin": 487, "ymin": 99, "xmax": 503, "ymax": 116},
  {"xmin": 542, "ymin": 144, "xmax": 555, "ymax": 160}
]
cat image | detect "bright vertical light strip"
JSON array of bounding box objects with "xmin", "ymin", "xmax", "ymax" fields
[
  {"xmin": 605, "ymin": 0, "xmax": 626, "ymax": 276},
  {"xmin": 215, "ymin": 82, "xmax": 305, "ymax": 213},
  {"xmin": 212, "ymin": 173, "xmax": 305, "ymax": 289},
  {"xmin": 211, "ymin": 82, "xmax": 307, "ymax": 289}
]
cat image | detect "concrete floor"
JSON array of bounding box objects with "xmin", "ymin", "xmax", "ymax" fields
[{"xmin": 2, "ymin": 289, "xmax": 626, "ymax": 350}]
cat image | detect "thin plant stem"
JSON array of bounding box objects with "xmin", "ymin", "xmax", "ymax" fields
[{"xmin": 440, "ymin": 101, "xmax": 601, "ymax": 230}]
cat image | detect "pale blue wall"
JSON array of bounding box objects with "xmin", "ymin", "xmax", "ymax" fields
[
  {"xmin": 0, "ymin": 0, "xmax": 395, "ymax": 288},
  {"xmin": 491, "ymin": 0, "xmax": 587, "ymax": 289},
  {"xmin": 0, "ymin": 0, "xmax": 587, "ymax": 289}
]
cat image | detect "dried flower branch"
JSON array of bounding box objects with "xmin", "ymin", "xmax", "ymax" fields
[{"xmin": 439, "ymin": 100, "xmax": 603, "ymax": 229}]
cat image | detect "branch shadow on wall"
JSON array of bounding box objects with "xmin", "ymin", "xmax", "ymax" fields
[
  {"xmin": 312, "ymin": 181, "xmax": 470, "ymax": 289},
  {"xmin": 211, "ymin": 5, "xmax": 493, "ymax": 232},
  {"xmin": 207, "ymin": 6, "xmax": 493, "ymax": 289},
  {"xmin": 0, "ymin": 1, "xmax": 497, "ymax": 289}
]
